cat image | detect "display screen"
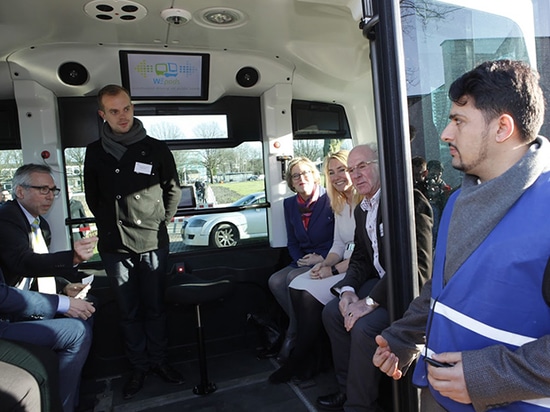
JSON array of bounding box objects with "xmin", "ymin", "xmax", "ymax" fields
[{"xmin": 119, "ymin": 51, "xmax": 210, "ymax": 101}]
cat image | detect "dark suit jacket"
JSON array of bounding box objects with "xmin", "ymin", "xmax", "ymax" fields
[
  {"xmin": 0, "ymin": 269, "xmax": 58, "ymax": 325},
  {"xmin": 0, "ymin": 200, "xmax": 77, "ymax": 287},
  {"xmin": 284, "ymin": 186, "xmax": 335, "ymax": 266},
  {"xmin": 331, "ymin": 189, "xmax": 433, "ymax": 307}
]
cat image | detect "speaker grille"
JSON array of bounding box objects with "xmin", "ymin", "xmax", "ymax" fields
[
  {"xmin": 58, "ymin": 62, "xmax": 89, "ymax": 86},
  {"xmin": 236, "ymin": 67, "xmax": 259, "ymax": 88}
]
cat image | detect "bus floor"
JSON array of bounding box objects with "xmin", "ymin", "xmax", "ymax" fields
[
  {"xmin": 79, "ymin": 348, "xmax": 344, "ymax": 412},
  {"xmin": 79, "ymin": 348, "xmax": 396, "ymax": 412}
]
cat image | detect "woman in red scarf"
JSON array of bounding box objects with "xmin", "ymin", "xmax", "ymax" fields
[{"xmin": 268, "ymin": 157, "xmax": 335, "ymax": 363}]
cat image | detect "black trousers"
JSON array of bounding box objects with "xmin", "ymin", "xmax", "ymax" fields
[
  {"xmin": 101, "ymin": 248, "xmax": 169, "ymax": 372},
  {"xmin": 322, "ymin": 278, "xmax": 390, "ymax": 412}
]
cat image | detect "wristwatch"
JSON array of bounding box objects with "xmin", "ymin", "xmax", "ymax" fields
[
  {"xmin": 331, "ymin": 266, "xmax": 339, "ymax": 276},
  {"xmin": 365, "ymin": 296, "xmax": 377, "ymax": 307}
]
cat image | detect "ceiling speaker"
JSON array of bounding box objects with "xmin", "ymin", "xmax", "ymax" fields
[
  {"xmin": 58, "ymin": 62, "xmax": 89, "ymax": 86},
  {"xmin": 236, "ymin": 67, "xmax": 259, "ymax": 88}
]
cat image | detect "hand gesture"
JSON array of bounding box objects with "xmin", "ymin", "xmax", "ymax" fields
[
  {"xmin": 73, "ymin": 236, "xmax": 98, "ymax": 264},
  {"xmin": 65, "ymin": 297, "xmax": 95, "ymax": 320},
  {"xmin": 373, "ymin": 335, "xmax": 402, "ymax": 380}
]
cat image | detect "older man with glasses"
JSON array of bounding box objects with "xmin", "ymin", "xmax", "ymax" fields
[
  {"xmin": 0, "ymin": 163, "xmax": 97, "ymax": 291},
  {"xmin": 316, "ymin": 144, "xmax": 433, "ymax": 412}
]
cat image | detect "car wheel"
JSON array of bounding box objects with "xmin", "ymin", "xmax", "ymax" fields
[{"xmin": 210, "ymin": 223, "xmax": 239, "ymax": 248}]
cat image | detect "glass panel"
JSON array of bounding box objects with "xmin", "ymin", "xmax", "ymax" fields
[
  {"xmin": 137, "ymin": 114, "xmax": 228, "ymax": 139},
  {"xmin": 402, "ymin": 0, "xmax": 544, "ymax": 243},
  {"xmin": 169, "ymin": 141, "xmax": 269, "ymax": 251},
  {"xmin": 66, "ymin": 134, "xmax": 352, "ymax": 253},
  {"xmin": 64, "ymin": 147, "xmax": 98, "ymax": 251},
  {"xmin": 0, "ymin": 149, "xmax": 22, "ymax": 198},
  {"xmin": 293, "ymin": 138, "xmax": 353, "ymax": 186}
]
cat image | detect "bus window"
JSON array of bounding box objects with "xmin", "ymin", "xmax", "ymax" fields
[
  {"xmin": 168, "ymin": 142, "xmax": 269, "ymax": 252},
  {"xmin": 0, "ymin": 151, "xmax": 22, "ymax": 195},
  {"xmin": 402, "ymin": 0, "xmax": 549, "ymax": 241}
]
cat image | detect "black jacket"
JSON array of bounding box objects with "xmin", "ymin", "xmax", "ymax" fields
[
  {"xmin": 0, "ymin": 200, "xmax": 77, "ymax": 287},
  {"xmin": 331, "ymin": 189, "xmax": 433, "ymax": 307},
  {"xmin": 84, "ymin": 135, "xmax": 181, "ymax": 254}
]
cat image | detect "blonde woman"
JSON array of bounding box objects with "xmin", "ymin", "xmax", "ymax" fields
[{"xmin": 269, "ymin": 150, "xmax": 361, "ymax": 383}]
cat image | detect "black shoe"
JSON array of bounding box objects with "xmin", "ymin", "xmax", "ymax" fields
[
  {"xmin": 151, "ymin": 363, "xmax": 185, "ymax": 384},
  {"xmin": 276, "ymin": 334, "xmax": 296, "ymax": 363},
  {"xmin": 123, "ymin": 370, "xmax": 146, "ymax": 400},
  {"xmin": 316, "ymin": 392, "xmax": 347, "ymax": 411}
]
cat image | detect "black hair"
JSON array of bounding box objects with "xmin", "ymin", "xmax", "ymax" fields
[{"xmin": 448, "ymin": 60, "xmax": 545, "ymax": 142}]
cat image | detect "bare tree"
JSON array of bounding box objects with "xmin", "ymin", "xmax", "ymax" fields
[
  {"xmin": 0, "ymin": 149, "xmax": 23, "ymax": 168},
  {"xmin": 65, "ymin": 147, "xmax": 86, "ymax": 167},
  {"xmin": 0, "ymin": 150, "xmax": 22, "ymax": 191},
  {"xmin": 149, "ymin": 122, "xmax": 185, "ymax": 140},
  {"xmin": 193, "ymin": 122, "xmax": 226, "ymax": 183},
  {"xmin": 294, "ymin": 140, "xmax": 323, "ymax": 162},
  {"xmin": 65, "ymin": 147, "xmax": 86, "ymax": 191},
  {"xmin": 400, "ymin": 1, "xmax": 461, "ymax": 34}
]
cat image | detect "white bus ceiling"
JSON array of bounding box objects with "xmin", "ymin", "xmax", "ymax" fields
[{"xmin": 0, "ymin": 0, "xmax": 373, "ymax": 130}]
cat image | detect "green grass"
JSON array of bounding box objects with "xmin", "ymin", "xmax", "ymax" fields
[{"xmin": 210, "ymin": 181, "xmax": 266, "ymax": 204}]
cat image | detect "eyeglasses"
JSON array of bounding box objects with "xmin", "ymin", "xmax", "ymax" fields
[
  {"xmin": 23, "ymin": 185, "xmax": 61, "ymax": 198},
  {"xmin": 346, "ymin": 160, "xmax": 378, "ymax": 175},
  {"xmin": 291, "ymin": 170, "xmax": 313, "ymax": 181}
]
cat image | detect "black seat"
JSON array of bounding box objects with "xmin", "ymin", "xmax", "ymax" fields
[{"xmin": 165, "ymin": 271, "xmax": 234, "ymax": 395}]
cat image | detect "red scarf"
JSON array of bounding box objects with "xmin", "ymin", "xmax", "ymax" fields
[{"xmin": 297, "ymin": 185, "xmax": 319, "ymax": 230}]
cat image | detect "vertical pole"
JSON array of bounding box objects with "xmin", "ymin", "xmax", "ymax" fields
[{"xmin": 365, "ymin": 0, "xmax": 420, "ymax": 411}]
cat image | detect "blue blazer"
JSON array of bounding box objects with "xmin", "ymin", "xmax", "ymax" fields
[
  {"xmin": 0, "ymin": 269, "xmax": 58, "ymax": 328},
  {"xmin": 284, "ymin": 186, "xmax": 334, "ymax": 266}
]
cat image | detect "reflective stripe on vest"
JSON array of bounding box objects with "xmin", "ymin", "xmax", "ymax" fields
[{"xmin": 413, "ymin": 171, "xmax": 550, "ymax": 412}]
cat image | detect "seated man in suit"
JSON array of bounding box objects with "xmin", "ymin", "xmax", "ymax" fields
[
  {"xmin": 0, "ymin": 267, "xmax": 95, "ymax": 412},
  {"xmin": 317, "ymin": 144, "xmax": 433, "ymax": 412},
  {"xmin": 0, "ymin": 164, "xmax": 98, "ymax": 294}
]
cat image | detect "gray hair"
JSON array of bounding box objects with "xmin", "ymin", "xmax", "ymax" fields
[{"xmin": 11, "ymin": 164, "xmax": 53, "ymax": 198}]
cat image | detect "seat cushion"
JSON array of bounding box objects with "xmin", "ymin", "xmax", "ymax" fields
[{"xmin": 165, "ymin": 275, "xmax": 234, "ymax": 305}]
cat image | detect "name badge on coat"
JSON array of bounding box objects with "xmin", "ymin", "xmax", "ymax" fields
[{"xmin": 134, "ymin": 162, "xmax": 152, "ymax": 175}]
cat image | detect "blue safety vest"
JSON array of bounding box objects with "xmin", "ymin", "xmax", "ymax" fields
[{"xmin": 413, "ymin": 171, "xmax": 550, "ymax": 411}]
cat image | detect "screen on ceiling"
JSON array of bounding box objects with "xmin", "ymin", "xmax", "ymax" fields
[{"xmin": 119, "ymin": 51, "xmax": 210, "ymax": 101}]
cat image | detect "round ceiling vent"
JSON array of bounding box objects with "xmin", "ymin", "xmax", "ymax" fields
[
  {"xmin": 84, "ymin": 0, "xmax": 147, "ymax": 23},
  {"xmin": 195, "ymin": 8, "xmax": 247, "ymax": 29}
]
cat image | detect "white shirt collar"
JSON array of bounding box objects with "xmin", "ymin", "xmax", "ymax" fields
[
  {"xmin": 17, "ymin": 199, "xmax": 39, "ymax": 226},
  {"xmin": 360, "ymin": 188, "xmax": 381, "ymax": 212}
]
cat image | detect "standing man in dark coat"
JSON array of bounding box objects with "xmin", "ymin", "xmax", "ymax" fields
[{"xmin": 84, "ymin": 84, "xmax": 183, "ymax": 399}]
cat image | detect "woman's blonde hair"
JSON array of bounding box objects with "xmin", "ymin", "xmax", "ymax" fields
[
  {"xmin": 285, "ymin": 156, "xmax": 321, "ymax": 192},
  {"xmin": 323, "ymin": 150, "xmax": 362, "ymax": 215}
]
